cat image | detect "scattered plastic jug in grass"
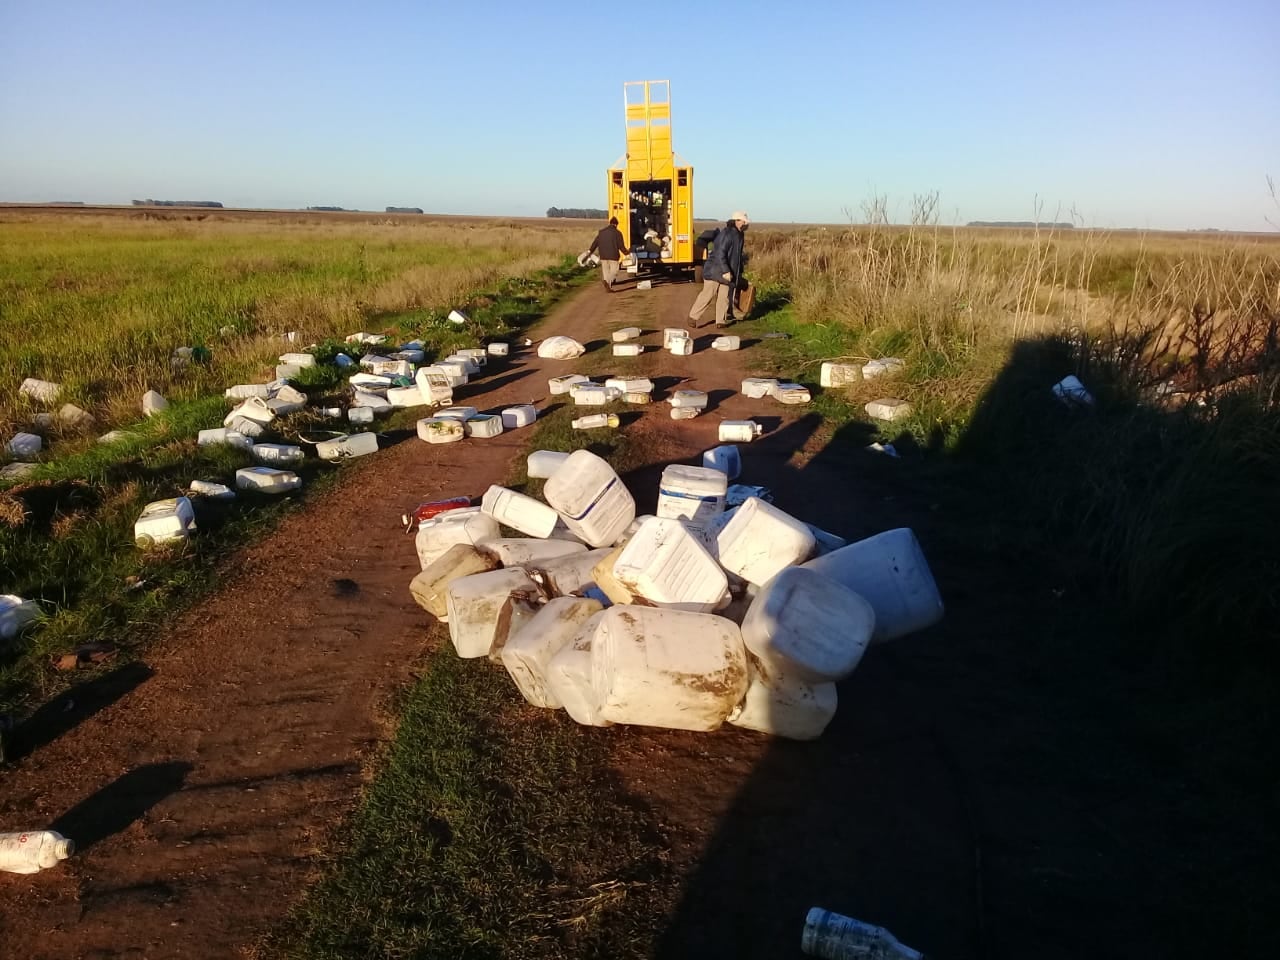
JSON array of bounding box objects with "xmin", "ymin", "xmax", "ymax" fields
[
  {"xmin": 776, "ymin": 383, "xmax": 811, "ymax": 404},
  {"xmin": 715, "ymin": 497, "xmax": 816, "ymax": 585},
  {"xmin": 316, "ymin": 432, "xmax": 378, "ymax": 460},
  {"xmin": 820, "ymin": 362, "xmax": 862, "ymax": 387},
  {"xmin": 141, "ymin": 390, "xmax": 168, "ymax": 416},
  {"xmin": 224, "ymin": 383, "xmax": 270, "ymax": 400},
  {"xmin": 417, "ymin": 417, "xmax": 465, "ymax": 444},
  {"xmin": 464, "ymin": 415, "xmax": 504, "ymax": 438},
  {"xmin": 624, "ymin": 391, "xmax": 652, "ymax": 404},
  {"xmin": 476, "ymin": 538, "xmax": 586, "ymax": 567},
  {"xmin": 501, "ymin": 405, "xmax": 537, "ymax": 429},
  {"xmin": 134, "ymin": 497, "xmax": 196, "ymax": 548},
  {"xmin": 410, "ymin": 543, "xmax": 502, "ymax": 619},
  {"xmin": 711, "ymin": 335, "xmax": 740, "ymax": 351},
  {"xmin": 702, "ymin": 445, "xmax": 742, "ymax": 480},
  {"xmin": 251, "ymin": 443, "xmax": 304, "ymax": 465},
  {"xmin": 801, "ymin": 908, "xmax": 924, "ymax": 960},
  {"xmin": 347, "ymin": 406, "xmax": 375, "ymax": 425},
  {"xmin": 448, "ymin": 309, "xmax": 469, "ymax": 325},
  {"xmin": 549, "ymin": 374, "xmax": 591, "ymax": 395},
  {"xmin": 668, "ymin": 335, "xmax": 693, "ymax": 356},
  {"xmin": 861, "ymin": 357, "xmax": 906, "ymax": 380},
  {"xmin": 657, "ymin": 465, "xmax": 727, "ymax": 529},
  {"xmin": 741, "ymin": 378, "xmax": 780, "ymax": 399},
  {"xmin": 235, "ymin": 467, "xmax": 301, "ymax": 494},
  {"xmin": 502, "ymin": 596, "xmax": 604, "ymax": 709},
  {"xmin": 663, "ymin": 328, "xmax": 691, "ymax": 349},
  {"xmin": 526, "ymin": 449, "xmax": 571, "ymax": 479},
  {"xmin": 225, "ymin": 396, "xmax": 275, "ymax": 428},
  {"xmin": 543, "ymin": 450, "xmax": 636, "ymax": 547},
  {"xmin": 728, "ymin": 655, "xmax": 838, "ymax": 740},
  {"xmin": 546, "ymin": 614, "xmax": 613, "ymax": 727},
  {"xmin": 613, "ymin": 343, "xmax": 644, "ymax": 357},
  {"xmin": 573, "ymin": 384, "xmax": 610, "ymax": 406},
  {"xmin": 481, "ymin": 484, "xmax": 560, "ymax": 539},
  {"xmin": 571, "ymin": 413, "xmax": 620, "ymax": 430},
  {"xmin": 718, "ymin": 420, "xmax": 763, "ymax": 443},
  {"xmin": 611, "ymin": 518, "xmax": 728, "ymax": 612},
  {"xmin": 189, "ymin": 479, "xmax": 236, "ymax": 500},
  {"xmin": 611, "ymin": 326, "xmax": 641, "ymax": 342},
  {"xmin": 527, "ymin": 547, "xmax": 614, "ymax": 597},
  {"xmin": 537, "ymin": 336, "xmax": 586, "ymax": 360},
  {"xmin": 588, "ymin": 605, "xmax": 749, "ymax": 732},
  {"xmin": 486, "ymin": 341, "xmax": 510, "ymax": 357},
  {"xmin": 0, "ymin": 831, "xmax": 74, "ymax": 874},
  {"xmin": 414, "ymin": 508, "xmax": 499, "ymax": 569},
  {"xmin": 445, "ymin": 567, "xmax": 542, "ymax": 659},
  {"xmin": 387, "ymin": 385, "xmax": 430, "ymax": 408},
  {"xmin": 865, "ymin": 398, "xmax": 913, "ymax": 421}
]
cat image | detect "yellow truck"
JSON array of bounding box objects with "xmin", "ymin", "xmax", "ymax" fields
[{"xmin": 607, "ymin": 80, "xmax": 699, "ymax": 281}]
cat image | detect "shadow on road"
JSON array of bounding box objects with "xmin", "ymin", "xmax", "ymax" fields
[{"xmin": 51, "ymin": 761, "xmax": 193, "ymax": 853}]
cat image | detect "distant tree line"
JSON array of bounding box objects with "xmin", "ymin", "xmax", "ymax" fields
[
  {"xmin": 967, "ymin": 220, "xmax": 1074, "ymax": 229},
  {"xmin": 386, "ymin": 206, "xmax": 423, "ymax": 214},
  {"xmin": 547, "ymin": 207, "xmax": 607, "ymax": 219},
  {"xmin": 307, "ymin": 205, "xmax": 348, "ymax": 212},
  {"xmin": 132, "ymin": 199, "xmax": 224, "ymax": 208}
]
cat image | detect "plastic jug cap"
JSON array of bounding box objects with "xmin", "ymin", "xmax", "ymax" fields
[{"xmin": 54, "ymin": 837, "xmax": 74, "ymax": 860}]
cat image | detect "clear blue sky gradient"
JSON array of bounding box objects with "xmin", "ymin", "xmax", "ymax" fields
[{"xmin": 2, "ymin": 0, "xmax": 1277, "ymax": 230}]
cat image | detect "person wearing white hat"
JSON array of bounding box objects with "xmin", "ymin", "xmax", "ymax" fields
[{"xmin": 689, "ymin": 211, "xmax": 750, "ymax": 327}]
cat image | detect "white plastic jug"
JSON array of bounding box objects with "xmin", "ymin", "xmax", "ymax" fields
[
  {"xmin": 715, "ymin": 497, "xmax": 816, "ymax": 585},
  {"xmin": 605, "ymin": 377, "xmax": 653, "ymax": 395},
  {"xmin": 546, "ymin": 613, "xmax": 613, "ymax": 726},
  {"xmin": 224, "ymin": 383, "xmax": 270, "ymax": 400},
  {"xmin": 358, "ymin": 353, "xmax": 393, "ymax": 370},
  {"xmin": 549, "ymin": 374, "xmax": 591, "ymax": 395},
  {"xmin": 502, "ymin": 405, "xmax": 537, "ymax": 429},
  {"xmin": 657, "ymin": 465, "xmax": 727, "ymax": 528},
  {"xmin": 476, "ymin": 538, "xmax": 587, "ymax": 567},
  {"xmin": 189, "ymin": 479, "xmax": 236, "ymax": 500},
  {"xmin": 718, "ymin": 420, "xmax": 763, "ymax": 443},
  {"xmin": 386, "ymin": 385, "xmax": 429, "ymax": 408},
  {"xmin": 776, "ymin": 383, "xmax": 812, "ymax": 404},
  {"xmin": 670, "ymin": 407, "xmax": 699, "ymax": 420},
  {"xmin": 623, "ymin": 392, "xmax": 651, "ymax": 405},
  {"xmin": 820, "ymin": 362, "xmax": 862, "ymax": 387},
  {"xmin": 316, "ymin": 432, "xmax": 378, "ymax": 460},
  {"xmin": 612, "ymin": 517, "xmax": 728, "ymax": 611},
  {"xmin": 267, "ymin": 395, "xmax": 306, "ymax": 417},
  {"xmin": 861, "ymin": 357, "xmax": 906, "ymax": 380},
  {"xmin": 573, "ymin": 384, "xmax": 610, "ymax": 405},
  {"xmin": 348, "ymin": 406, "xmax": 375, "ymax": 424},
  {"xmin": 225, "ymin": 396, "xmax": 275, "ymax": 427},
  {"xmin": 728, "ymin": 656, "xmax": 838, "ymax": 740},
  {"xmin": 501, "ymin": 596, "xmax": 604, "ymax": 709},
  {"xmin": 448, "ymin": 309, "xmax": 469, "ymax": 325},
  {"xmin": 711, "ymin": 335, "xmax": 741, "ymax": 351},
  {"xmin": 543, "ymin": 450, "xmax": 636, "ymax": 547},
  {"xmin": 417, "ymin": 417, "xmax": 465, "ymax": 444},
  {"xmin": 134, "ymin": 497, "xmax": 196, "ymax": 547},
  {"xmin": 18, "ymin": 378, "xmax": 61, "ymax": 403},
  {"xmin": 224, "ymin": 416, "xmax": 265, "ymax": 438},
  {"xmin": 742, "ymin": 378, "xmax": 780, "ymax": 399},
  {"xmin": 197, "ymin": 427, "xmax": 253, "ymax": 450},
  {"xmin": 445, "ymin": 567, "xmax": 542, "ymax": 659},
  {"xmin": 235, "ymin": 466, "xmax": 301, "ymax": 494},
  {"xmin": 801, "ymin": 908, "xmax": 924, "ymax": 960},
  {"xmin": 457, "ymin": 348, "xmax": 487, "ymax": 366},
  {"xmin": 613, "ymin": 344, "xmax": 644, "ymax": 357},
  {"xmin": 701, "ymin": 445, "xmax": 742, "ymax": 480},
  {"xmin": 865, "ymin": 398, "xmax": 912, "ymax": 421},
  {"xmin": 663, "ymin": 328, "xmax": 691, "ymax": 349},
  {"xmin": 526, "ymin": 449, "xmax": 571, "ymax": 479},
  {"xmin": 801, "ymin": 528, "xmax": 944, "ymax": 642},
  {"xmin": 741, "ymin": 566, "xmax": 875, "ymax": 681},
  {"xmin": 571, "ymin": 413, "xmax": 619, "ymax": 430},
  {"xmin": 415, "ymin": 508, "xmax": 500, "ymax": 570},
  {"xmin": 527, "ymin": 547, "xmax": 614, "ymax": 597},
  {"xmin": 668, "ymin": 335, "xmax": 693, "ymax": 356},
  {"xmin": 435, "ymin": 405, "xmax": 478, "ymax": 421},
  {"xmin": 464, "ymin": 415, "xmax": 504, "ymax": 438},
  {"xmin": 443, "ymin": 355, "xmax": 480, "ymax": 376},
  {"xmin": 279, "ymin": 352, "xmax": 315, "ymax": 368},
  {"xmin": 251, "ymin": 443, "xmax": 304, "ymax": 465},
  {"xmin": 669, "ymin": 390, "xmax": 708, "ymax": 409},
  {"xmin": 589, "ymin": 605, "xmax": 749, "ymax": 732},
  {"xmin": 0, "ymin": 831, "xmax": 74, "ymax": 874},
  {"xmin": 537, "ymin": 336, "xmax": 586, "ymax": 359},
  {"xmin": 410, "ymin": 543, "xmax": 501, "ymax": 618},
  {"xmin": 141, "ymin": 390, "xmax": 168, "ymax": 416},
  {"xmin": 487, "ymin": 341, "xmax": 510, "ymax": 357},
  {"xmin": 611, "ymin": 327, "xmax": 641, "ymax": 342},
  {"xmin": 350, "ymin": 372, "xmax": 392, "ymax": 390},
  {"xmin": 481, "ymin": 484, "xmax": 560, "ymax": 538}
]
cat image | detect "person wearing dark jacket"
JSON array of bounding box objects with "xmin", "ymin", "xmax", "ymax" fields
[
  {"xmin": 588, "ymin": 217, "xmax": 630, "ymax": 292},
  {"xmin": 689, "ymin": 210, "xmax": 749, "ymax": 326}
]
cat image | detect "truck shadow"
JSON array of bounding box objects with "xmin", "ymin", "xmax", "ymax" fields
[{"xmin": 51, "ymin": 761, "xmax": 193, "ymax": 853}]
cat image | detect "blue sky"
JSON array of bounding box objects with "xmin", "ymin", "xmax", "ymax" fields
[{"xmin": 2, "ymin": 0, "xmax": 1277, "ymax": 230}]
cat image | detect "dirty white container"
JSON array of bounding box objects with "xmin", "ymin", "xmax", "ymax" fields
[
  {"xmin": 386, "ymin": 385, "xmax": 429, "ymax": 408},
  {"xmin": 668, "ymin": 335, "xmax": 693, "ymax": 356},
  {"xmin": 865, "ymin": 398, "xmax": 913, "ymax": 421},
  {"xmin": 345, "ymin": 331, "xmax": 387, "ymax": 345},
  {"xmin": 415, "ymin": 508, "xmax": 501, "ymax": 569},
  {"xmin": 589, "ymin": 605, "xmax": 749, "ymax": 732},
  {"xmin": 702, "ymin": 445, "xmax": 742, "ymax": 480},
  {"xmin": 543, "ymin": 450, "xmax": 636, "ymax": 548},
  {"xmin": 434, "ymin": 359, "xmax": 471, "ymax": 382},
  {"xmin": 487, "ymin": 341, "xmax": 510, "ymax": 357},
  {"xmin": 415, "ymin": 368, "xmax": 454, "ymax": 405},
  {"xmin": 605, "ymin": 377, "xmax": 653, "ymax": 395},
  {"xmin": 235, "ymin": 466, "xmax": 301, "ymax": 494},
  {"xmin": 279, "ymin": 352, "xmax": 316, "ymax": 368},
  {"xmin": 657, "ymin": 465, "xmax": 728, "ymax": 528},
  {"xmin": 443, "ymin": 354, "xmax": 480, "ymax": 376},
  {"xmin": 251, "ymin": 443, "xmax": 304, "ymax": 465},
  {"xmin": 0, "ymin": 831, "xmax": 75, "ymax": 875},
  {"xmin": 267, "ymin": 395, "xmax": 306, "ymax": 416},
  {"xmin": 225, "ymin": 383, "xmax": 270, "ymax": 400},
  {"xmin": 670, "ymin": 408, "xmax": 700, "ymax": 420},
  {"xmin": 669, "ymin": 390, "xmax": 708, "ymax": 409},
  {"xmin": 457, "ymin": 348, "xmax": 488, "ymax": 366},
  {"xmin": 223, "ymin": 416, "xmax": 265, "ymax": 438},
  {"xmin": 6, "ymin": 432, "xmax": 42, "ymax": 460},
  {"xmin": 348, "ymin": 406, "xmax": 375, "ymax": 424},
  {"xmin": 416, "ymin": 417, "xmax": 465, "ymax": 444},
  {"xmin": 462, "ymin": 415, "xmax": 502, "ymax": 438},
  {"xmin": 623, "ymin": 391, "xmax": 652, "ymax": 404},
  {"xmin": 528, "ymin": 547, "xmax": 613, "ymax": 596},
  {"xmin": 273, "ymin": 383, "xmax": 308, "ymax": 405},
  {"xmin": 436, "ymin": 405, "xmax": 479, "ymax": 421},
  {"xmin": 776, "ymin": 383, "xmax": 811, "ymax": 404},
  {"xmin": 718, "ymin": 420, "xmax": 763, "ymax": 443},
  {"xmin": 549, "ymin": 374, "xmax": 591, "ymax": 395},
  {"xmin": 502, "ymin": 597, "xmax": 604, "ymax": 709},
  {"xmin": 663, "ymin": 328, "xmax": 691, "ymax": 349},
  {"xmin": 711, "ymin": 335, "xmax": 741, "ymax": 351},
  {"xmin": 727, "ymin": 657, "xmax": 838, "ymax": 740},
  {"xmin": 612, "ymin": 343, "xmax": 644, "ymax": 357},
  {"xmin": 741, "ymin": 566, "xmax": 875, "ymax": 681},
  {"xmin": 349, "ymin": 373, "xmax": 392, "ymax": 392},
  {"xmin": 820, "ymin": 362, "xmax": 862, "ymax": 387},
  {"xmin": 420, "ymin": 364, "xmax": 466, "ymax": 388},
  {"xmin": 358, "ymin": 354, "xmax": 393, "ymax": 370},
  {"xmin": 224, "ymin": 396, "xmax": 275, "ymax": 427},
  {"xmin": 537, "ymin": 336, "xmax": 586, "ymax": 360},
  {"xmin": 448, "ymin": 309, "xmax": 469, "ymax": 325},
  {"xmin": 742, "ymin": 378, "xmax": 780, "ymax": 399},
  {"xmin": 316, "ymin": 432, "xmax": 378, "ymax": 460},
  {"xmin": 141, "ymin": 390, "xmax": 169, "ymax": 416},
  {"xmin": 481, "ymin": 484, "xmax": 560, "ymax": 538},
  {"xmin": 571, "ymin": 413, "xmax": 619, "ymax": 430},
  {"xmin": 134, "ymin": 496, "xmax": 196, "ymax": 547},
  {"xmin": 501, "ymin": 405, "xmax": 537, "ymax": 429},
  {"xmin": 715, "ymin": 497, "xmax": 816, "ymax": 585},
  {"xmin": 612, "ymin": 517, "xmax": 728, "ymax": 611},
  {"xmin": 18, "ymin": 378, "xmax": 62, "ymax": 404},
  {"xmin": 0, "ymin": 595, "xmax": 42, "ymax": 640},
  {"xmin": 477, "ymin": 538, "xmax": 586, "ymax": 567},
  {"xmin": 410, "ymin": 543, "xmax": 502, "ymax": 618},
  {"xmin": 526, "ymin": 449, "xmax": 570, "ymax": 479},
  {"xmin": 861, "ymin": 357, "xmax": 906, "ymax": 379},
  {"xmin": 188, "ymin": 479, "xmax": 236, "ymax": 500},
  {"xmin": 546, "ymin": 613, "xmax": 612, "ymax": 726},
  {"xmin": 275, "ymin": 363, "xmax": 302, "ymax": 381},
  {"xmin": 572, "ymin": 384, "xmax": 609, "ymax": 406},
  {"xmin": 802, "ymin": 528, "xmax": 944, "ymax": 642},
  {"xmin": 590, "ymin": 544, "xmax": 634, "ymax": 605},
  {"xmin": 445, "ymin": 567, "xmax": 541, "ymax": 659},
  {"xmin": 611, "ymin": 327, "xmax": 641, "ymax": 342}
]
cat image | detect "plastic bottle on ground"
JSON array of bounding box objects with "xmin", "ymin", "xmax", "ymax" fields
[
  {"xmin": 800, "ymin": 908, "xmax": 925, "ymax": 960},
  {"xmin": 0, "ymin": 831, "xmax": 74, "ymax": 874}
]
